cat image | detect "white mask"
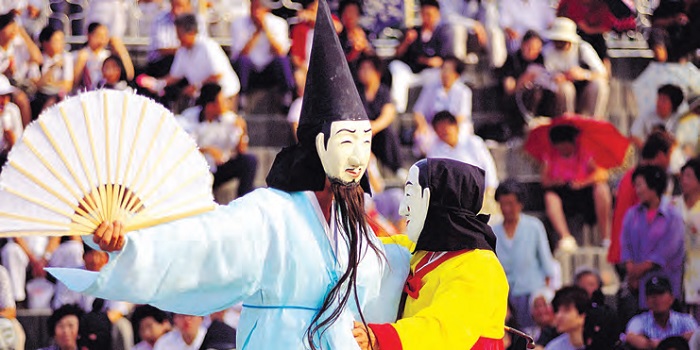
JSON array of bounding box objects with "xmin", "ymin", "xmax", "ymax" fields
[
  {"xmin": 399, "ymin": 164, "xmax": 430, "ymax": 243},
  {"xmin": 315, "ymin": 120, "xmax": 372, "ymax": 185}
]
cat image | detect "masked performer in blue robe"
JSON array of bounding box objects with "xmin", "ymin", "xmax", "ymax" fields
[{"xmin": 47, "ymin": 1, "xmax": 411, "ymax": 348}]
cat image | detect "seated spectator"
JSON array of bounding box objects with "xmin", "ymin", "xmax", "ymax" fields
[
  {"xmin": 676, "ymin": 97, "xmax": 700, "ymax": 159},
  {"xmin": 338, "ymin": 0, "xmax": 374, "ymax": 77},
  {"xmin": 621, "ymin": 166, "xmax": 685, "ymax": 316},
  {"xmin": 0, "ymin": 264, "xmax": 24, "ymax": 350},
  {"xmin": 545, "ymin": 286, "xmax": 590, "ymax": 350},
  {"xmin": 498, "ymin": 0, "xmax": 555, "ymax": 53},
  {"xmin": 678, "ymin": 158, "xmax": 700, "ymax": 315},
  {"xmin": 39, "ymin": 303, "xmax": 84, "ymax": 350},
  {"xmin": 625, "ymin": 276, "xmax": 698, "ymax": 349},
  {"xmin": 649, "ymin": 0, "xmax": 700, "ymax": 62},
  {"xmin": 609, "ymin": 131, "xmax": 674, "ymax": 270},
  {"xmin": 79, "ymin": 298, "xmax": 113, "ymax": 350},
  {"xmin": 97, "ymin": 55, "xmax": 134, "ymax": 92},
  {"xmin": 0, "ymin": 75, "xmax": 22, "ymax": 168},
  {"xmin": 137, "ymin": 0, "xmax": 168, "ymax": 37},
  {"xmin": 389, "ymin": 0, "xmax": 453, "ymax": 114},
  {"xmin": 630, "ymin": 84, "xmax": 686, "ymax": 148},
  {"xmin": 1, "ymin": 234, "xmax": 82, "ymax": 305},
  {"xmin": 557, "ymin": 0, "xmax": 636, "ymax": 65},
  {"xmin": 0, "ymin": 10, "xmax": 41, "ymax": 126},
  {"xmin": 541, "ymin": 124, "xmax": 612, "ymax": 253},
  {"xmin": 153, "ymin": 314, "xmax": 206, "ymax": 350},
  {"xmin": 143, "ymin": 14, "xmax": 240, "ymax": 113},
  {"xmin": 29, "ymin": 25, "xmax": 73, "ymax": 120},
  {"xmin": 499, "ymin": 30, "xmax": 555, "ymax": 136},
  {"xmin": 428, "ymin": 111, "xmax": 499, "ymax": 215},
  {"xmin": 574, "ymin": 267, "xmax": 622, "ymax": 349},
  {"xmin": 132, "ymin": 305, "xmax": 172, "ymax": 350},
  {"xmin": 527, "ymin": 289, "xmax": 559, "ymax": 348},
  {"xmin": 230, "ymin": 0, "xmax": 294, "ymax": 103},
  {"xmin": 146, "ymin": 0, "xmax": 207, "ymax": 78},
  {"xmin": 73, "ymin": 22, "xmax": 134, "ymax": 91},
  {"xmin": 440, "ymin": 0, "xmax": 498, "ymax": 65},
  {"xmin": 493, "ymin": 179, "xmax": 555, "ymax": 329},
  {"xmin": 413, "ymin": 56, "xmax": 472, "ymax": 154},
  {"xmin": 543, "ymin": 17, "xmax": 609, "ymax": 118},
  {"xmin": 356, "ymin": 55, "xmax": 401, "ymax": 173},
  {"xmin": 289, "ymin": 0, "xmax": 342, "ymax": 70},
  {"xmin": 180, "ymin": 83, "xmax": 257, "ymax": 198}
]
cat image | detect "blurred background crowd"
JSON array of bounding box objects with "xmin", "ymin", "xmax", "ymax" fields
[{"xmin": 0, "ymin": 0, "xmax": 699, "ymax": 349}]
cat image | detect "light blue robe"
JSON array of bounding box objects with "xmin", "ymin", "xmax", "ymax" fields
[{"xmin": 47, "ymin": 188, "xmax": 410, "ymax": 350}]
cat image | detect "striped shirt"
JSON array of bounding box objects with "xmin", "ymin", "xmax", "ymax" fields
[
  {"xmin": 626, "ymin": 310, "xmax": 698, "ymax": 341},
  {"xmin": 148, "ymin": 11, "xmax": 208, "ymax": 63}
]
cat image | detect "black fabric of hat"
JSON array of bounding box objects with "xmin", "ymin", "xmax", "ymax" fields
[
  {"xmin": 414, "ymin": 158, "xmax": 497, "ymax": 252},
  {"xmin": 645, "ymin": 275, "xmax": 673, "ymax": 295},
  {"xmin": 266, "ymin": 0, "xmax": 370, "ymax": 192}
]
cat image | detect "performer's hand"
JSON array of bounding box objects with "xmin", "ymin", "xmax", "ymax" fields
[
  {"xmin": 352, "ymin": 321, "xmax": 378, "ymax": 350},
  {"xmin": 93, "ymin": 221, "xmax": 126, "ymax": 252}
]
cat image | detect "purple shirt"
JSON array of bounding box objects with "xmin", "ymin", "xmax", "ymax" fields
[
  {"xmin": 620, "ymin": 200, "xmax": 685, "ymax": 309},
  {"xmin": 626, "ymin": 310, "xmax": 698, "ymax": 341}
]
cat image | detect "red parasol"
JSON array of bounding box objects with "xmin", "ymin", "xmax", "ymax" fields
[{"xmin": 523, "ymin": 115, "xmax": 631, "ymax": 169}]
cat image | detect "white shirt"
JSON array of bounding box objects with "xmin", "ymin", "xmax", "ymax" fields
[
  {"xmin": 0, "ymin": 36, "xmax": 32, "ymax": 82},
  {"xmin": 149, "ymin": 11, "xmax": 208, "ymax": 62},
  {"xmin": 0, "ymin": 102, "xmax": 22, "ymax": 152},
  {"xmin": 153, "ymin": 328, "xmax": 206, "ymax": 350},
  {"xmin": 543, "ymin": 40, "xmax": 606, "ymax": 75},
  {"xmin": 230, "ymin": 13, "xmax": 290, "ymax": 70},
  {"xmin": 630, "ymin": 110, "xmax": 683, "ymax": 140},
  {"xmin": 180, "ymin": 107, "xmax": 243, "ymax": 171},
  {"xmin": 29, "ymin": 52, "xmax": 74, "ymax": 89},
  {"xmin": 413, "ymin": 80, "xmax": 473, "ymax": 133},
  {"xmin": 427, "ymin": 133, "xmax": 500, "ymax": 190},
  {"xmin": 170, "ymin": 36, "xmax": 241, "ymax": 98}
]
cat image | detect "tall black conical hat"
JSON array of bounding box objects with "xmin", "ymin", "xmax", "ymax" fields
[
  {"xmin": 265, "ymin": 0, "xmax": 370, "ymax": 192},
  {"xmin": 296, "ymin": 0, "xmax": 368, "ymax": 144}
]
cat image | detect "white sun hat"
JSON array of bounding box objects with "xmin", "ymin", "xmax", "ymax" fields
[
  {"xmin": 546, "ymin": 17, "xmax": 581, "ymax": 43},
  {"xmin": 0, "ymin": 75, "xmax": 15, "ymax": 96}
]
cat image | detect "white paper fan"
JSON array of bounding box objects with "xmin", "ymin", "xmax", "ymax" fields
[{"xmin": 0, "ymin": 90, "xmax": 216, "ymax": 237}]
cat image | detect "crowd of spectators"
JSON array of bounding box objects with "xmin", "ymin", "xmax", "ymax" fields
[{"xmin": 0, "ymin": 0, "xmax": 699, "ymax": 349}]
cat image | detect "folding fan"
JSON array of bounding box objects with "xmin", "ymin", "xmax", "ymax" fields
[{"xmin": 0, "ymin": 90, "xmax": 216, "ymax": 237}]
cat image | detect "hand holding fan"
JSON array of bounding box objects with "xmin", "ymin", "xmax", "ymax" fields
[{"xmin": 0, "ymin": 90, "xmax": 216, "ymax": 237}]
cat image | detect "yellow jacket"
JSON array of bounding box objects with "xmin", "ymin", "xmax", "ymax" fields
[{"xmin": 372, "ymin": 237, "xmax": 509, "ymax": 350}]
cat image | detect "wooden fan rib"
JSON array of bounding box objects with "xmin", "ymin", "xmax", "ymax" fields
[
  {"xmin": 135, "ymin": 166, "xmax": 209, "ymax": 215},
  {"xmin": 125, "ymin": 204, "xmax": 215, "ymax": 232},
  {"xmin": 79, "ymin": 101, "xmax": 109, "ymax": 224},
  {"xmin": 127, "ymin": 146, "xmax": 197, "ymax": 214},
  {"xmin": 0, "ymin": 211, "xmax": 92, "ymax": 233},
  {"xmin": 38, "ymin": 119, "xmax": 102, "ymax": 219},
  {"xmin": 112, "ymin": 94, "xmax": 129, "ymax": 224},
  {"xmin": 102, "ymin": 93, "xmax": 115, "ymax": 223},
  {"xmin": 127, "ymin": 126, "xmax": 180, "ymax": 211},
  {"xmin": 123, "ymin": 112, "xmax": 169, "ymax": 213},
  {"xmin": 0, "ymin": 230, "xmax": 92, "ymax": 238},
  {"xmin": 3, "ymin": 187, "xmax": 98, "ymax": 230},
  {"xmin": 116, "ymin": 98, "xmax": 147, "ymax": 225},
  {"xmin": 22, "ymin": 140, "xmax": 101, "ymax": 223},
  {"xmin": 128, "ymin": 189, "xmax": 213, "ymax": 226}
]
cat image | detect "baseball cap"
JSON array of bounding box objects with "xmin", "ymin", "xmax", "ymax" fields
[{"xmin": 645, "ymin": 275, "xmax": 673, "ymax": 296}]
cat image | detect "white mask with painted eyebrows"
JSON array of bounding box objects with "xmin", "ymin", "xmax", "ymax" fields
[
  {"xmin": 399, "ymin": 164, "xmax": 430, "ymax": 243},
  {"xmin": 315, "ymin": 120, "xmax": 372, "ymax": 185}
]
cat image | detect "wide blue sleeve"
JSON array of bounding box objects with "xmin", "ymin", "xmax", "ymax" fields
[
  {"xmin": 534, "ymin": 217, "xmax": 555, "ymax": 278},
  {"xmin": 47, "ymin": 189, "xmax": 275, "ymax": 316}
]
